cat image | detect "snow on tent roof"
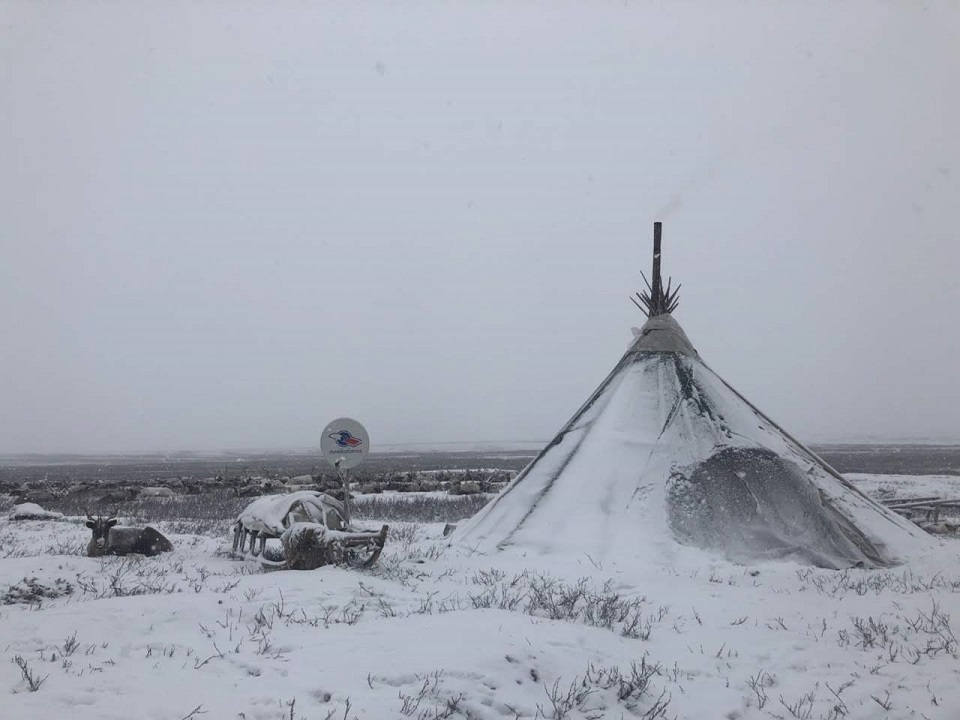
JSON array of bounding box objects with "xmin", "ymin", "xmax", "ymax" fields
[{"xmin": 454, "ymin": 223, "xmax": 931, "ymax": 569}]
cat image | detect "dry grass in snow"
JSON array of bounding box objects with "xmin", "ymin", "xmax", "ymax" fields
[{"xmin": 0, "ymin": 482, "xmax": 958, "ymax": 719}]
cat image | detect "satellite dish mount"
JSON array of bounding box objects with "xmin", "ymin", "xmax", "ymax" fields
[{"xmin": 320, "ymin": 417, "xmax": 370, "ymax": 525}]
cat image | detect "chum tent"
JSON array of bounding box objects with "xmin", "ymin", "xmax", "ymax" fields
[{"xmin": 454, "ymin": 224, "xmax": 930, "ymax": 569}]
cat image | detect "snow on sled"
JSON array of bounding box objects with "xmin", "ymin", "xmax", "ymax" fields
[{"xmin": 231, "ymin": 490, "xmax": 388, "ymax": 569}]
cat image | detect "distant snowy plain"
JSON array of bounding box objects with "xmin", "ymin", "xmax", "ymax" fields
[{"xmin": 1, "ymin": 476, "xmax": 958, "ymax": 720}]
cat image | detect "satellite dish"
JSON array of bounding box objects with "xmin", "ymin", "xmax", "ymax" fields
[{"xmin": 321, "ymin": 417, "xmax": 370, "ymax": 470}]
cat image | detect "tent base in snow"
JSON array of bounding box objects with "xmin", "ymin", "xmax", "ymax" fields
[{"xmin": 453, "ymin": 224, "xmax": 930, "ymax": 569}]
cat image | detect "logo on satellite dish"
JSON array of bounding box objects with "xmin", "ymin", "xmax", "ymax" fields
[{"xmin": 328, "ymin": 430, "xmax": 363, "ymax": 448}]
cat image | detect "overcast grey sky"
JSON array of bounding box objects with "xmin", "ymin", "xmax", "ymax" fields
[{"xmin": 2, "ymin": 1, "xmax": 958, "ymax": 454}]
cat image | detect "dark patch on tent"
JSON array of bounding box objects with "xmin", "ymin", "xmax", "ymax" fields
[{"xmin": 667, "ymin": 447, "xmax": 881, "ymax": 568}]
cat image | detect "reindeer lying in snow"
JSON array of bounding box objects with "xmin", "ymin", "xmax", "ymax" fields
[{"xmin": 85, "ymin": 512, "xmax": 173, "ymax": 557}]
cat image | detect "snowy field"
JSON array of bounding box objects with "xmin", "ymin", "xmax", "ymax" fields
[{"xmin": 1, "ymin": 477, "xmax": 958, "ymax": 720}]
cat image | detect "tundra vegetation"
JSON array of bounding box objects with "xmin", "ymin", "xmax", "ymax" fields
[{"xmin": 0, "ymin": 461, "xmax": 957, "ymax": 719}]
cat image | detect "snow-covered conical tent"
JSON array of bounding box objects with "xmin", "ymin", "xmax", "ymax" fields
[{"xmin": 455, "ymin": 224, "xmax": 930, "ymax": 569}]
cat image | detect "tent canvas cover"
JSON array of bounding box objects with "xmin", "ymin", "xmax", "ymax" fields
[{"xmin": 454, "ymin": 226, "xmax": 930, "ymax": 569}]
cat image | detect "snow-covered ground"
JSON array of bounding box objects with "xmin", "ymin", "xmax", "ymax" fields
[
  {"xmin": 846, "ymin": 474, "xmax": 960, "ymax": 503},
  {"xmin": 1, "ymin": 477, "xmax": 958, "ymax": 720}
]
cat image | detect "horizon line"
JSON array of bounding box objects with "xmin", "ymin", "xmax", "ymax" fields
[{"xmin": 4, "ymin": 435, "xmax": 960, "ymax": 460}]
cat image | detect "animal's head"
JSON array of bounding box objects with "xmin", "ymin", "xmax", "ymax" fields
[{"xmin": 85, "ymin": 511, "xmax": 118, "ymax": 550}]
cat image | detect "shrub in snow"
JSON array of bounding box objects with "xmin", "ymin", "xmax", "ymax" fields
[
  {"xmin": 353, "ymin": 494, "xmax": 490, "ymax": 523},
  {"xmin": 2, "ymin": 576, "xmax": 73, "ymax": 605}
]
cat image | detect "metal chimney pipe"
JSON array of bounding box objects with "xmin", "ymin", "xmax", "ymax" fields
[{"xmin": 652, "ymin": 222, "xmax": 663, "ymax": 303}]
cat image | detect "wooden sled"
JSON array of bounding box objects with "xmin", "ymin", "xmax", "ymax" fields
[{"xmin": 231, "ymin": 491, "xmax": 388, "ymax": 570}]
